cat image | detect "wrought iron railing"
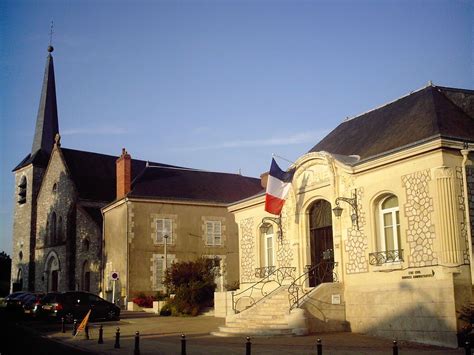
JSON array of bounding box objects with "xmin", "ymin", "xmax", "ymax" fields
[
  {"xmin": 368, "ymin": 249, "xmax": 403, "ymax": 266},
  {"xmin": 232, "ymin": 267, "xmax": 296, "ymax": 313},
  {"xmin": 254, "ymin": 266, "xmax": 276, "ymax": 278},
  {"xmin": 288, "ymin": 261, "xmax": 338, "ymax": 311}
]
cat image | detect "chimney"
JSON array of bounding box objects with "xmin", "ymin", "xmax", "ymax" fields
[
  {"xmin": 260, "ymin": 172, "xmax": 269, "ymax": 189},
  {"xmin": 116, "ymin": 148, "xmax": 131, "ymax": 199}
]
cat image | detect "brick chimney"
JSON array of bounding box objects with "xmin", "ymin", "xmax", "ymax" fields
[
  {"xmin": 260, "ymin": 172, "xmax": 269, "ymax": 189},
  {"xmin": 116, "ymin": 148, "xmax": 131, "ymax": 199}
]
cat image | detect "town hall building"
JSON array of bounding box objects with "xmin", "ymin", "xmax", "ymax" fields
[{"xmin": 215, "ymin": 84, "xmax": 474, "ymax": 348}]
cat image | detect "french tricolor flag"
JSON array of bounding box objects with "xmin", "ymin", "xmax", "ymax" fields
[{"xmin": 265, "ymin": 158, "xmax": 295, "ymax": 215}]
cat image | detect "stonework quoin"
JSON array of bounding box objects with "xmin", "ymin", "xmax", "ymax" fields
[
  {"xmin": 402, "ymin": 169, "xmax": 437, "ymax": 267},
  {"xmin": 456, "ymin": 167, "xmax": 471, "ymax": 264},
  {"xmin": 116, "ymin": 148, "xmax": 131, "ymax": 199},
  {"xmin": 239, "ymin": 217, "xmax": 255, "ymax": 283},
  {"xmin": 344, "ymin": 188, "xmax": 368, "ymax": 274}
]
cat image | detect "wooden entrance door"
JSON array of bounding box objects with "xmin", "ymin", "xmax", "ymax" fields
[{"xmin": 308, "ymin": 200, "xmax": 334, "ymax": 287}]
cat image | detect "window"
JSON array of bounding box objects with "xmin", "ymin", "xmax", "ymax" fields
[
  {"xmin": 18, "ymin": 176, "xmax": 27, "ymax": 205},
  {"xmin": 206, "ymin": 221, "xmax": 222, "ymax": 246},
  {"xmin": 83, "ymin": 238, "xmax": 90, "ymax": 251},
  {"xmin": 379, "ymin": 195, "xmax": 400, "ymax": 252},
  {"xmin": 50, "ymin": 212, "xmax": 57, "ymax": 244},
  {"xmin": 260, "ymin": 224, "xmax": 275, "ymax": 267},
  {"xmin": 156, "ymin": 219, "xmax": 173, "ymax": 244},
  {"xmin": 152, "ymin": 254, "xmax": 175, "ymax": 291},
  {"xmin": 52, "ymin": 183, "xmax": 57, "ymax": 193}
]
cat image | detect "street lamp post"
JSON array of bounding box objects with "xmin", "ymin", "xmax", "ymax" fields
[{"xmin": 163, "ymin": 234, "xmax": 169, "ymax": 294}]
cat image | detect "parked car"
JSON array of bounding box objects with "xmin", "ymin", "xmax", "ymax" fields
[
  {"xmin": 4, "ymin": 291, "xmax": 27, "ymax": 301},
  {"xmin": 21, "ymin": 293, "xmax": 45, "ymax": 316},
  {"xmin": 5, "ymin": 292, "xmax": 44, "ymax": 316},
  {"xmin": 40, "ymin": 291, "xmax": 120, "ymax": 323}
]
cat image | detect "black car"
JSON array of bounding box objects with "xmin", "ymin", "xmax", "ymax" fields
[
  {"xmin": 40, "ymin": 291, "xmax": 120, "ymax": 323},
  {"xmin": 5, "ymin": 292, "xmax": 44, "ymax": 316}
]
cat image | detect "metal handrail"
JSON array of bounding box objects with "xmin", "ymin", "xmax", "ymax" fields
[
  {"xmin": 368, "ymin": 249, "xmax": 404, "ymax": 266},
  {"xmin": 288, "ymin": 261, "xmax": 338, "ymax": 311},
  {"xmin": 232, "ymin": 267, "xmax": 296, "ymax": 313}
]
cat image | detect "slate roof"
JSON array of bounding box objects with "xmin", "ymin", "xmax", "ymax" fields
[
  {"xmin": 309, "ymin": 85, "xmax": 474, "ymax": 163},
  {"xmin": 14, "ymin": 147, "xmax": 262, "ymax": 205},
  {"xmin": 60, "ymin": 148, "xmax": 176, "ymax": 202},
  {"xmin": 129, "ymin": 164, "xmax": 263, "ymax": 204}
]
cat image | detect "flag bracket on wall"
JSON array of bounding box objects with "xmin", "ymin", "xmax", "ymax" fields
[{"xmin": 261, "ymin": 216, "xmax": 283, "ymax": 245}]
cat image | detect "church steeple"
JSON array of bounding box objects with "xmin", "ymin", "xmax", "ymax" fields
[{"xmin": 31, "ymin": 45, "xmax": 59, "ymax": 155}]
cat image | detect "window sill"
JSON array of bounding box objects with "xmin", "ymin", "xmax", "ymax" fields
[{"xmin": 371, "ymin": 261, "xmax": 404, "ymax": 272}]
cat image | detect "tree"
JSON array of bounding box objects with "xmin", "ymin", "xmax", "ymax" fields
[
  {"xmin": 0, "ymin": 252, "xmax": 12, "ymax": 296},
  {"xmin": 163, "ymin": 257, "xmax": 219, "ymax": 316}
]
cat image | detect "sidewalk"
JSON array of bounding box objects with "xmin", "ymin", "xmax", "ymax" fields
[{"xmin": 38, "ymin": 311, "xmax": 464, "ymax": 354}]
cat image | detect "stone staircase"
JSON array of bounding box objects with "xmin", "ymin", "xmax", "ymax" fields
[{"xmin": 212, "ymin": 286, "xmax": 308, "ymax": 337}]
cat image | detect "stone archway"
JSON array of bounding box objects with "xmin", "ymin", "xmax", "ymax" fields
[
  {"xmin": 45, "ymin": 251, "xmax": 60, "ymax": 292},
  {"xmin": 308, "ymin": 199, "xmax": 334, "ymax": 287}
]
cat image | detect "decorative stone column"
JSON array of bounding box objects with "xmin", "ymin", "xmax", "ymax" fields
[{"xmin": 434, "ymin": 167, "xmax": 462, "ymax": 265}]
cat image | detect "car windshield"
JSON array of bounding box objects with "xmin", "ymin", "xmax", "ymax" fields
[{"xmin": 41, "ymin": 293, "xmax": 61, "ymax": 303}]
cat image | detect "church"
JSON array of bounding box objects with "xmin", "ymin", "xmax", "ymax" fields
[
  {"xmin": 10, "ymin": 46, "xmax": 262, "ymax": 297},
  {"xmin": 215, "ymin": 83, "xmax": 474, "ymax": 348}
]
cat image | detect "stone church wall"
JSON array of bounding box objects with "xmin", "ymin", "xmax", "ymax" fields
[{"xmin": 11, "ymin": 165, "xmax": 45, "ymax": 291}]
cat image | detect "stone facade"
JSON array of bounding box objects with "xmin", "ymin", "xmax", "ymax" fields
[
  {"xmin": 402, "ymin": 170, "xmax": 437, "ymax": 267},
  {"xmin": 230, "ymin": 146, "xmax": 473, "ymax": 348},
  {"xmin": 11, "ymin": 165, "xmax": 46, "ymax": 291},
  {"xmin": 12, "ymin": 146, "xmax": 104, "ymax": 294},
  {"xmin": 102, "ymin": 200, "xmax": 241, "ymax": 303}
]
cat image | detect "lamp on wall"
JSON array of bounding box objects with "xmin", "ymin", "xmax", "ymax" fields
[{"xmin": 332, "ymin": 189, "xmax": 359, "ymax": 230}]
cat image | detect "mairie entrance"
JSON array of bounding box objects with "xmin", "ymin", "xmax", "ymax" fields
[{"xmin": 308, "ymin": 200, "xmax": 334, "ymax": 287}]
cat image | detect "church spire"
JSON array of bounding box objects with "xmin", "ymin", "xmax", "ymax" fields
[{"xmin": 31, "ymin": 45, "xmax": 59, "ymax": 155}]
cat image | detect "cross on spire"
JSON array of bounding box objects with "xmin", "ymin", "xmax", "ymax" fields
[{"xmin": 49, "ymin": 20, "xmax": 54, "ymax": 47}]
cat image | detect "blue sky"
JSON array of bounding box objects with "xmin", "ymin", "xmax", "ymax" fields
[{"xmin": 0, "ymin": 0, "xmax": 472, "ymax": 255}]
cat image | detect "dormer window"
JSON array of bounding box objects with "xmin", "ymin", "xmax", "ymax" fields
[{"xmin": 18, "ymin": 176, "xmax": 27, "ymax": 205}]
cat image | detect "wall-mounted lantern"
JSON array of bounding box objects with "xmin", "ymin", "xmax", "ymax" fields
[{"xmin": 332, "ymin": 189, "xmax": 359, "ymax": 230}]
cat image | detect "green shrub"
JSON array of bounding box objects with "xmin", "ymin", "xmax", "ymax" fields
[{"xmin": 163, "ymin": 257, "xmax": 219, "ymax": 316}]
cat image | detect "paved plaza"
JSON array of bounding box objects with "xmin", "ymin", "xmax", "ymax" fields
[{"xmin": 21, "ymin": 311, "xmax": 464, "ymax": 354}]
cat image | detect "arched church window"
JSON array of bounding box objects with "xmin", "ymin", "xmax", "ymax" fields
[
  {"xmin": 18, "ymin": 176, "xmax": 27, "ymax": 205},
  {"xmin": 50, "ymin": 212, "xmax": 57, "ymax": 244},
  {"xmin": 57, "ymin": 216, "xmax": 63, "ymax": 241},
  {"xmin": 19, "ymin": 251, "xmax": 23, "ymax": 261},
  {"xmin": 83, "ymin": 238, "xmax": 90, "ymax": 251}
]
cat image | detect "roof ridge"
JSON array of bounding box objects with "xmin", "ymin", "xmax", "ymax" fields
[
  {"xmin": 343, "ymin": 84, "xmax": 432, "ymax": 123},
  {"xmin": 145, "ymin": 164, "xmax": 259, "ymax": 179}
]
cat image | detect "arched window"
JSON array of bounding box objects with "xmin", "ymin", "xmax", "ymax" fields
[
  {"xmin": 18, "ymin": 176, "xmax": 27, "ymax": 205},
  {"xmin": 57, "ymin": 216, "xmax": 63, "ymax": 241},
  {"xmin": 378, "ymin": 195, "xmax": 400, "ymax": 253},
  {"xmin": 258, "ymin": 224, "xmax": 275, "ymax": 277},
  {"xmin": 50, "ymin": 212, "xmax": 57, "ymax": 244},
  {"xmin": 83, "ymin": 238, "xmax": 90, "ymax": 251}
]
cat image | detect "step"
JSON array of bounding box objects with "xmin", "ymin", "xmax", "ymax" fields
[{"xmin": 215, "ymin": 326, "xmax": 294, "ymax": 336}]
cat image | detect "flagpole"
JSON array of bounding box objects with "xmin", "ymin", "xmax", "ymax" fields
[{"xmin": 272, "ymin": 154, "xmax": 296, "ymax": 166}]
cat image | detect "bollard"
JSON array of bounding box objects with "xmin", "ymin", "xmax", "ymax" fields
[
  {"xmin": 181, "ymin": 334, "xmax": 186, "ymax": 355},
  {"xmin": 392, "ymin": 340, "xmax": 398, "ymax": 355},
  {"xmin": 61, "ymin": 317, "xmax": 65, "ymax": 333},
  {"xmin": 85, "ymin": 324, "xmax": 90, "ymax": 340},
  {"xmin": 246, "ymin": 336, "xmax": 251, "ymax": 355},
  {"xmin": 465, "ymin": 341, "xmax": 471, "ymax": 355},
  {"xmin": 316, "ymin": 338, "xmax": 322, "ymax": 355},
  {"xmin": 72, "ymin": 319, "xmax": 78, "ymax": 336},
  {"xmin": 114, "ymin": 327, "xmax": 120, "ymax": 349},
  {"xmin": 98, "ymin": 325, "xmax": 104, "ymax": 344},
  {"xmin": 134, "ymin": 331, "xmax": 140, "ymax": 355}
]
